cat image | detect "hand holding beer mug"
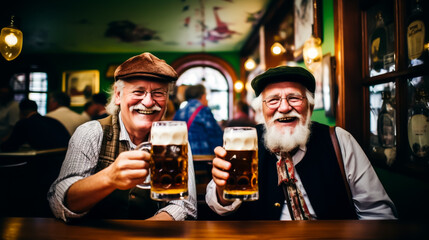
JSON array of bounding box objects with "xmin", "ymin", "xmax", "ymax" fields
[
  {"xmin": 223, "ymin": 127, "xmax": 259, "ymax": 201},
  {"xmin": 136, "ymin": 141, "xmax": 152, "ymax": 189},
  {"xmin": 150, "ymin": 121, "xmax": 189, "ymax": 201}
]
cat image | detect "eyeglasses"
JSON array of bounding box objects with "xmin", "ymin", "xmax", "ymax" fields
[
  {"xmin": 133, "ymin": 90, "xmax": 168, "ymax": 101},
  {"xmin": 263, "ymin": 94, "xmax": 306, "ymax": 109}
]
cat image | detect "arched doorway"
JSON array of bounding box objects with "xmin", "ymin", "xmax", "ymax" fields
[{"xmin": 171, "ymin": 53, "xmax": 237, "ymax": 122}]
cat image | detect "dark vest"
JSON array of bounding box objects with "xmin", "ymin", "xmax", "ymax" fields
[
  {"xmin": 86, "ymin": 115, "xmax": 164, "ymax": 219},
  {"xmin": 223, "ymin": 122, "xmax": 357, "ymax": 220}
]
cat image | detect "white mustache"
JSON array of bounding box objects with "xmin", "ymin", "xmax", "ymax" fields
[{"xmin": 129, "ymin": 103, "xmax": 162, "ymax": 112}]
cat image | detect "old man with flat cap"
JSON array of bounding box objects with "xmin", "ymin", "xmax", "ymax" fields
[
  {"xmin": 206, "ymin": 66, "xmax": 397, "ymax": 220},
  {"xmin": 49, "ymin": 53, "xmax": 196, "ymax": 221}
]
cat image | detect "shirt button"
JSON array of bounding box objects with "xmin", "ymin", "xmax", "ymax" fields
[{"xmin": 274, "ymin": 202, "xmax": 281, "ymax": 208}]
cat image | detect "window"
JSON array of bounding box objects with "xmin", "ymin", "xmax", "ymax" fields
[
  {"xmin": 177, "ymin": 67, "xmax": 229, "ymax": 121},
  {"xmin": 171, "ymin": 53, "xmax": 237, "ymax": 122},
  {"xmin": 10, "ymin": 72, "xmax": 48, "ymax": 115}
]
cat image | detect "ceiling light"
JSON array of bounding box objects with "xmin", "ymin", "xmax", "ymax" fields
[
  {"xmin": 244, "ymin": 58, "xmax": 256, "ymax": 71},
  {"xmin": 234, "ymin": 80, "xmax": 244, "ymax": 93},
  {"xmin": 0, "ymin": 16, "xmax": 23, "ymax": 61},
  {"xmin": 303, "ymin": 36, "xmax": 322, "ymax": 72},
  {"xmin": 271, "ymin": 42, "xmax": 285, "ymax": 55}
]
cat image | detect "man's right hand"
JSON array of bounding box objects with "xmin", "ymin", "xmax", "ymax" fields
[
  {"xmin": 211, "ymin": 146, "xmax": 233, "ymax": 205},
  {"xmin": 104, "ymin": 150, "xmax": 151, "ymax": 190},
  {"xmin": 65, "ymin": 149, "xmax": 151, "ymax": 213}
]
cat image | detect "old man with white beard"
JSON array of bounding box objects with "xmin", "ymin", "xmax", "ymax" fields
[
  {"xmin": 48, "ymin": 53, "xmax": 197, "ymax": 222},
  {"xmin": 205, "ymin": 66, "xmax": 396, "ymax": 220}
]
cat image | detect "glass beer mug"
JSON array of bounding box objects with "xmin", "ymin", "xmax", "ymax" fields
[
  {"xmin": 223, "ymin": 126, "xmax": 259, "ymax": 201},
  {"xmin": 141, "ymin": 121, "xmax": 189, "ymax": 201}
]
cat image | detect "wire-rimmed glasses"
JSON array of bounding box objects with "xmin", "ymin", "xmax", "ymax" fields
[
  {"xmin": 133, "ymin": 90, "xmax": 168, "ymax": 101},
  {"xmin": 263, "ymin": 94, "xmax": 306, "ymax": 109}
]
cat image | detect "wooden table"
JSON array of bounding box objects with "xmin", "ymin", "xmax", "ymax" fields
[
  {"xmin": 0, "ymin": 147, "xmax": 67, "ymax": 166},
  {"xmin": 0, "ymin": 217, "xmax": 426, "ymax": 239}
]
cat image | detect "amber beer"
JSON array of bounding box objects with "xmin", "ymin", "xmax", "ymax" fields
[
  {"xmin": 150, "ymin": 121, "xmax": 188, "ymax": 201},
  {"xmin": 223, "ymin": 127, "xmax": 258, "ymax": 201}
]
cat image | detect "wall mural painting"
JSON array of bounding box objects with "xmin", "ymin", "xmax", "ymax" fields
[
  {"xmin": 105, "ymin": 21, "xmax": 160, "ymax": 43},
  {"xmin": 103, "ymin": 0, "xmax": 264, "ymax": 47},
  {"xmin": 185, "ymin": 0, "xmax": 241, "ymax": 47}
]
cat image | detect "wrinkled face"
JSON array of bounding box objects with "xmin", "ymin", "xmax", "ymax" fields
[
  {"xmin": 261, "ymin": 81, "xmax": 310, "ymax": 135},
  {"xmin": 115, "ymin": 79, "xmax": 169, "ymax": 135}
]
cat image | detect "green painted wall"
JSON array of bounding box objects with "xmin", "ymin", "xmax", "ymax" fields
[
  {"xmin": 322, "ymin": 0, "xmax": 335, "ymax": 56},
  {"xmin": 307, "ymin": 0, "xmax": 336, "ymax": 126}
]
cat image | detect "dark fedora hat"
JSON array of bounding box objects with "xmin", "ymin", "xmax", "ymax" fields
[
  {"xmin": 114, "ymin": 52, "xmax": 178, "ymax": 82},
  {"xmin": 251, "ymin": 66, "xmax": 315, "ymax": 96}
]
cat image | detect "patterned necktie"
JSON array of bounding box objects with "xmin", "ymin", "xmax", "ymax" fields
[{"xmin": 276, "ymin": 151, "xmax": 313, "ymax": 220}]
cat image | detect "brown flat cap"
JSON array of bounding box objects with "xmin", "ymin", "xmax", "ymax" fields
[{"xmin": 114, "ymin": 52, "xmax": 178, "ymax": 82}]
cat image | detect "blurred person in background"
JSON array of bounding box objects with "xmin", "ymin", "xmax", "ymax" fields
[
  {"xmin": 91, "ymin": 93, "xmax": 109, "ymax": 120},
  {"xmin": 0, "ymin": 85, "xmax": 20, "ymax": 144},
  {"xmin": 81, "ymin": 101, "xmax": 97, "ymax": 121},
  {"xmin": 1, "ymin": 99, "xmax": 70, "ymax": 152},
  {"xmin": 173, "ymin": 84, "xmax": 223, "ymax": 155},
  {"xmin": 46, "ymin": 91, "xmax": 87, "ymax": 136},
  {"xmin": 81, "ymin": 93, "xmax": 109, "ymax": 121},
  {"xmin": 225, "ymin": 100, "xmax": 256, "ymax": 128}
]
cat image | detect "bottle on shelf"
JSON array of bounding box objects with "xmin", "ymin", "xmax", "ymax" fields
[
  {"xmin": 408, "ymin": 88, "xmax": 429, "ymax": 158},
  {"xmin": 370, "ymin": 12, "xmax": 388, "ymax": 75},
  {"xmin": 407, "ymin": 0, "xmax": 428, "ymax": 67},
  {"xmin": 377, "ymin": 90, "xmax": 396, "ymax": 148}
]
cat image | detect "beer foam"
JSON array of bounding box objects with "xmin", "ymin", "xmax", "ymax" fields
[
  {"xmin": 224, "ymin": 128, "xmax": 257, "ymax": 150},
  {"xmin": 151, "ymin": 123, "xmax": 188, "ymax": 145}
]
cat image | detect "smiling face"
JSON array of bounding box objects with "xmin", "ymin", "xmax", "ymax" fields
[
  {"xmin": 114, "ymin": 79, "xmax": 169, "ymax": 143},
  {"xmin": 261, "ymin": 81, "xmax": 310, "ymax": 134},
  {"xmin": 261, "ymin": 81, "xmax": 313, "ymax": 152}
]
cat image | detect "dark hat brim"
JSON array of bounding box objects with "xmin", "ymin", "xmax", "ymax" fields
[{"xmin": 251, "ymin": 66, "xmax": 315, "ymax": 96}]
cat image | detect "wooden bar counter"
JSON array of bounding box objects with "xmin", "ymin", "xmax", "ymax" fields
[{"xmin": 0, "ymin": 217, "xmax": 426, "ymax": 239}]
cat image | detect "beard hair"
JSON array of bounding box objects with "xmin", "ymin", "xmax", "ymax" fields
[{"xmin": 263, "ymin": 110, "xmax": 312, "ymax": 153}]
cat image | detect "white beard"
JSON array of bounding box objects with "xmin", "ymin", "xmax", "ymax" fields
[{"xmin": 263, "ymin": 110, "xmax": 312, "ymax": 153}]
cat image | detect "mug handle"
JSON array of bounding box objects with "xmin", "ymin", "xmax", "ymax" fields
[{"xmin": 136, "ymin": 142, "xmax": 151, "ymax": 189}]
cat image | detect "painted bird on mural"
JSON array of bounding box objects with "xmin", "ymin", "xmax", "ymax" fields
[{"xmin": 204, "ymin": 6, "xmax": 239, "ymax": 43}]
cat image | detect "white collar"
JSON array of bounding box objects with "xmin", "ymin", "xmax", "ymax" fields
[{"xmin": 118, "ymin": 112, "xmax": 137, "ymax": 150}]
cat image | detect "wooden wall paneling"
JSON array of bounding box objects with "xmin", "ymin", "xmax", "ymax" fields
[{"xmin": 334, "ymin": 0, "xmax": 364, "ymax": 143}]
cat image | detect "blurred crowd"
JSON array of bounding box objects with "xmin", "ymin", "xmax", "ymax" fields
[
  {"xmin": 0, "ymin": 86, "xmax": 110, "ymax": 152},
  {"xmin": 0, "ymin": 83, "xmax": 259, "ymax": 153}
]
